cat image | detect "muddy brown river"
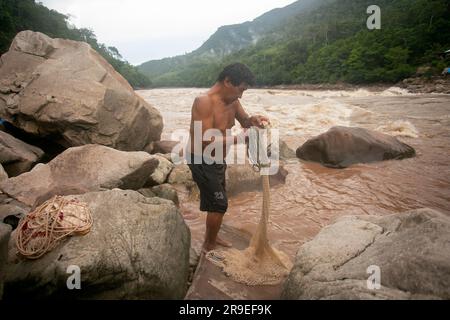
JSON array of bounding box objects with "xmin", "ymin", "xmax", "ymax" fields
[{"xmin": 137, "ymin": 88, "xmax": 450, "ymax": 259}]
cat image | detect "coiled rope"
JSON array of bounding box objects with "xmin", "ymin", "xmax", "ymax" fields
[{"xmin": 16, "ymin": 195, "xmax": 93, "ymax": 259}]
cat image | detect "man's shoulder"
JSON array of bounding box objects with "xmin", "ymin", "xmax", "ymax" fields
[
  {"xmin": 192, "ymin": 94, "xmax": 213, "ymax": 115},
  {"xmin": 194, "ymin": 94, "xmax": 213, "ymax": 104}
]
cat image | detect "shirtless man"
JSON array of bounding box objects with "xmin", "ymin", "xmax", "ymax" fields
[{"xmin": 186, "ymin": 63, "xmax": 269, "ymax": 253}]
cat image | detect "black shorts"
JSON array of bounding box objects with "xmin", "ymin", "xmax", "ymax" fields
[{"xmin": 187, "ymin": 154, "xmax": 228, "ymax": 214}]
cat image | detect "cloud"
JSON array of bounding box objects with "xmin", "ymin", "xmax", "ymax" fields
[{"xmin": 40, "ymin": 0, "xmax": 295, "ymax": 65}]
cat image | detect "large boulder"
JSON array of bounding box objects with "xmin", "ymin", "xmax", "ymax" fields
[
  {"xmin": 0, "ymin": 31, "xmax": 163, "ymax": 151},
  {"xmin": 0, "ymin": 130, "xmax": 44, "ymax": 177},
  {"xmin": 282, "ymin": 208, "xmax": 450, "ymax": 300},
  {"xmin": 0, "ymin": 144, "xmax": 159, "ymax": 207},
  {"xmin": 2, "ymin": 189, "xmax": 190, "ymax": 299},
  {"xmin": 296, "ymin": 126, "xmax": 415, "ymax": 168}
]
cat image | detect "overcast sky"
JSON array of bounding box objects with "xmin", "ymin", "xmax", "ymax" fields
[{"xmin": 40, "ymin": 0, "xmax": 295, "ymax": 65}]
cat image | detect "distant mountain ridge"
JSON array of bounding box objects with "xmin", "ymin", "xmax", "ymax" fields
[
  {"xmin": 138, "ymin": 0, "xmax": 324, "ymax": 82},
  {"xmin": 138, "ymin": 0, "xmax": 449, "ymax": 87},
  {"xmin": 194, "ymin": 0, "xmax": 320, "ymax": 58}
]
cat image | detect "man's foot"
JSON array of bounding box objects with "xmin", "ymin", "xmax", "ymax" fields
[
  {"xmin": 201, "ymin": 244, "xmax": 216, "ymax": 255},
  {"xmin": 216, "ymin": 237, "xmax": 232, "ymax": 248}
]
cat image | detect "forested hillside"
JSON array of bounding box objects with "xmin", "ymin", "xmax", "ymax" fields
[
  {"xmin": 139, "ymin": 0, "xmax": 450, "ymax": 87},
  {"xmin": 0, "ymin": 0, "xmax": 151, "ymax": 88},
  {"xmin": 137, "ymin": 0, "xmax": 327, "ymax": 84}
]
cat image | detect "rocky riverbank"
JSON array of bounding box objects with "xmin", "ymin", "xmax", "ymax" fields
[
  {"xmin": 259, "ymin": 76, "xmax": 450, "ymax": 95},
  {"xmin": 1, "ymin": 31, "xmax": 449, "ymax": 300},
  {"xmin": 398, "ymin": 76, "xmax": 450, "ymax": 94}
]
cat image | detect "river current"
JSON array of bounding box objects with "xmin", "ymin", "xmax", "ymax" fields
[{"xmin": 137, "ymin": 88, "xmax": 450, "ymax": 258}]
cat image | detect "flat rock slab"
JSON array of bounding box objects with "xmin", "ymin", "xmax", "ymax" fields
[{"xmin": 185, "ymin": 224, "xmax": 283, "ymax": 300}]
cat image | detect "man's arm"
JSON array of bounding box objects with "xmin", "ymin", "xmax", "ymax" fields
[{"xmin": 235, "ymin": 100, "xmax": 270, "ymax": 128}]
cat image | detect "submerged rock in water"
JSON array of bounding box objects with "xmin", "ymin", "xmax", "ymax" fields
[
  {"xmin": 282, "ymin": 208, "xmax": 450, "ymax": 299},
  {"xmin": 2, "ymin": 189, "xmax": 190, "ymax": 299},
  {"xmin": 0, "ymin": 31, "xmax": 163, "ymax": 151},
  {"xmin": 296, "ymin": 126, "xmax": 415, "ymax": 168}
]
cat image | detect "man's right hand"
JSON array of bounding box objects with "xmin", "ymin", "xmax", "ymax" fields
[{"xmin": 249, "ymin": 115, "xmax": 271, "ymax": 128}]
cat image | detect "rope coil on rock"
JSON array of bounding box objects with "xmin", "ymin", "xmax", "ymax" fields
[{"xmin": 16, "ymin": 195, "xmax": 93, "ymax": 259}]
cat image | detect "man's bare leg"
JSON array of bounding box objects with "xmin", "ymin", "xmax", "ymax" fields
[{"xmin": 202, "ymin": 211, "xmax": 232, "ymax": 253}]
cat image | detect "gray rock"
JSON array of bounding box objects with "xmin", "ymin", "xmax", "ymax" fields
[
  {"xmin": 3, "ymin": 189, "xmax": 191, "ymax": 299},
  {"xmin": 271, "ymin": 139, "xmax": 296, "ymax": 160},
  {"xmin": 151, "ymin": 184, "xmax": 179, "ymax": 206},
  {"xmin": 167, "ymin": 164, "xmax": 193, "ymax": 185},
  {"xmin": 189, "ymin": 247, "xmax": 200, "ymax": 269},
  {"xmin": 0, "ymin": 192, "xmax": 29, "ymax": 212},
  {"xmin": 296, "ymin": 126, "xmax": 415, "ymax": 168},
  {"xmin": 0, "ymin": 164, "xmax": 7, "ymax": 182},
  {"xmin": 145, "ymin": 140, "xmax": 180, "ymax": 155},
  {"xmin": 188, "ymin": 247, "xmax": 200, "ymax": 286},
  {"xmin": 146, "ymin": 155, "xmax": 174, "ymax": 186},
  {"xmin": 225, "ymin": 164, "xmax": 288, "ymax": 196},
  {"xmin": 282, "ymin": 208, "xmax": 450, "ymax": 300},
  {"xmin": 0, "ymin": 223, "xmax": 12, "ymax": 299},
  {"xmin": 0, "ymin": 144, "xmax": 159, "ymax": 207},
  {"xmin": 137, "ymin": 188, "xmax": 156, "ymax": 198},
  {"xmin": 0, "ymin": 31, "xmax": 163, "ymax": 151},
  {"xmin": 0, "ymin": 204, "xmax": 27, "ymax": 230},
  {"xmin": 0, "ymin": 191, "xmax": 10, "ymax": 205},
  {"xmin": 155, "ymin": 153, "xmax": 175, "ymax": 163},
  {"xmin": 167, "ymin": 164, "xmax": 287, "ymax": 198},
  {"xmin": 0, "ymin": 131, "xmax": 44, "ymax": 177}
]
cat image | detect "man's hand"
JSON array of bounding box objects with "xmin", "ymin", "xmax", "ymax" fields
[{"xmin": 249, "ymin": 115, "xmax": 270, "ymax": 128}]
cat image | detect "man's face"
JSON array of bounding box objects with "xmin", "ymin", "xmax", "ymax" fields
[
  {"xmin": 234, "ymin": 83, "xmax": 248, "ymax": 99},
  {"xmin": 225, "ymin": 79, "xmax": 248, "ymax": 102}
]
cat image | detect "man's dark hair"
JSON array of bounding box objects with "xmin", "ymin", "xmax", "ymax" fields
[{"xmin": 217, "ymin": 63, "xmax": 255, "ymax": 86}]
